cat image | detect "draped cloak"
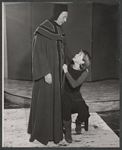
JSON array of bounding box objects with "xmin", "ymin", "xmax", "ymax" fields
[{"xmin": 27, "ymin": 19, "xmax": 69, "ymax": 145}]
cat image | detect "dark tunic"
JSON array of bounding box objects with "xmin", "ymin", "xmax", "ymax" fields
[
  {"xmin": 28, "ymin": 19, "xmax": 69, "ymax": 145},
  {"xmin": 61, "ymin": 65, "xmax": 90, "ymax": 122},
  {"xmin": 65, "ymin": 65, "xmax": 88, "ymax": 93}
]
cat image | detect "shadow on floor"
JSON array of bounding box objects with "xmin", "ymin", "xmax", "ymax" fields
[
  {"xmin": 98, "ymin": 110, "xmax": 120, "ymax": 137},
  {"xmin": 4, "ymin": 97, "xmax": 30, "ymax": 109}
]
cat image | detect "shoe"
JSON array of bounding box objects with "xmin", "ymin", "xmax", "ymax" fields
[{"xmin": 29, "ymin": 136, "xmax": 35, "ymax": 142}]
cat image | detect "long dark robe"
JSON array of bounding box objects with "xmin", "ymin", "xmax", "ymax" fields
[{"xmin": 27, "ymin": 19, "xmax": 69, "ymax": 145}]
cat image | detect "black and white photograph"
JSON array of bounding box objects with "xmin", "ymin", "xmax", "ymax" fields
[{"xmin": 3, "ymin": 1, "xmax": 120, "ymax": 147}]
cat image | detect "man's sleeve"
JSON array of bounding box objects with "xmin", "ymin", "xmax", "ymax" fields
[{"xmin": 32, "ymin": 34, "xmax": 50, "ymax": 81}]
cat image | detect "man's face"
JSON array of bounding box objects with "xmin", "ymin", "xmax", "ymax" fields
[{"xmin": 56, "ymin": 11, "xmax": 68, "ymax": 25}]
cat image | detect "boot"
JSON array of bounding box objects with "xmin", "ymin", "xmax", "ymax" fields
[
  {"xmin": 75, "ymin": 118, "xmax": 82, "ymax": 134},
  {"xmin": 63, "ymin": 120, "xmax": 72, "ymax": 143}
]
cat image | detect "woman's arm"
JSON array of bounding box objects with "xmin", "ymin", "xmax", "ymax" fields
[{"xmin": 65, "ymin": 70, "xmax": 89, "ymax": 88}]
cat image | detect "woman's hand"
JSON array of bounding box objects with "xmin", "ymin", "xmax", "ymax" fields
[
  {"xmin": 44, "ymin": 73, "xmax": 52, "ymax": 84},
  {"xmin": 62, "ymin": 64, "xmax": 68, "ymax": 73}
]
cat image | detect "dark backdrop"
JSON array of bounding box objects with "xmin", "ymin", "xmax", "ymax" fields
[{"xmin": 5, "ymin": 2, "xmax": 119, "ymax": 81}]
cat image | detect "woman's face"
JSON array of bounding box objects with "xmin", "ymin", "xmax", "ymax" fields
[
  {"xmin": 56, "ymin": 11, "xmax": 68, "ymax": 25},
  {"xmin": 72, "ymin": 51, "xmax": 85, "ymax": 65}
]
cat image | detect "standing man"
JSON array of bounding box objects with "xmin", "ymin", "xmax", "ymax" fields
[{"xmin": 28, "ymin": 3, "xmax": 69, "ymax": 145}]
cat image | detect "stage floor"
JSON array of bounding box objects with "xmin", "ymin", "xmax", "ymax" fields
[
  {"xmin": 3, "ymin": 109, "xmax": 119, "ymax": 147},
  {"xmin": 3, "ymin": 79, "xmax": 120, "ymax": 147}
]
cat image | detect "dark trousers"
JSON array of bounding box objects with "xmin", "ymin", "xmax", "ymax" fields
[{"xmin": 61, "ymin": 90, "xmax": 90, "ymax": 122}]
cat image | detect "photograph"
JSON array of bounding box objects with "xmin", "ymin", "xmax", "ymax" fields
[{"xmin": 3, "ymin": 1, "xmax": 120, "ymax": 147}]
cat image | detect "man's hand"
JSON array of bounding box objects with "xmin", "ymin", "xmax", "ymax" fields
[
  {"xmin": 44, "ymin": 73, "xmax": 52, "ymax": 84},
  {"xmin": 62, "ymin": 64, "xmax": 68, "ymax": 73}
]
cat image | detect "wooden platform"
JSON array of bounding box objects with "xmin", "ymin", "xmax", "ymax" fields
[
  {"xmin": 3, "ymin": 79, "xmax": 120, "ymax": 147},
  {"xmin": 4, "ymin": 79, "xmax": 120, "ymax": 112},
  {"xmin": 3, "ymin": 109, "xmax": 119, "ymax": 147}
]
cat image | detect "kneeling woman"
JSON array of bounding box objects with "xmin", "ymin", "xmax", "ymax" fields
[{"xmin": 62, "ymin": 50, "xmax": 91, "ymax": 143}]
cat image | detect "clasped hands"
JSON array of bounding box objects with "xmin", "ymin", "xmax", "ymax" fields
[{"xmin": 44, "ymin": 64, "xmax": 68, "ymax": 84}]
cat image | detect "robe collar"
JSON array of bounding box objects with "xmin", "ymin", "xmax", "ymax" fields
[{"xmin": 34, "ymin": 19, "xmax": 66, "ymax": 43}]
